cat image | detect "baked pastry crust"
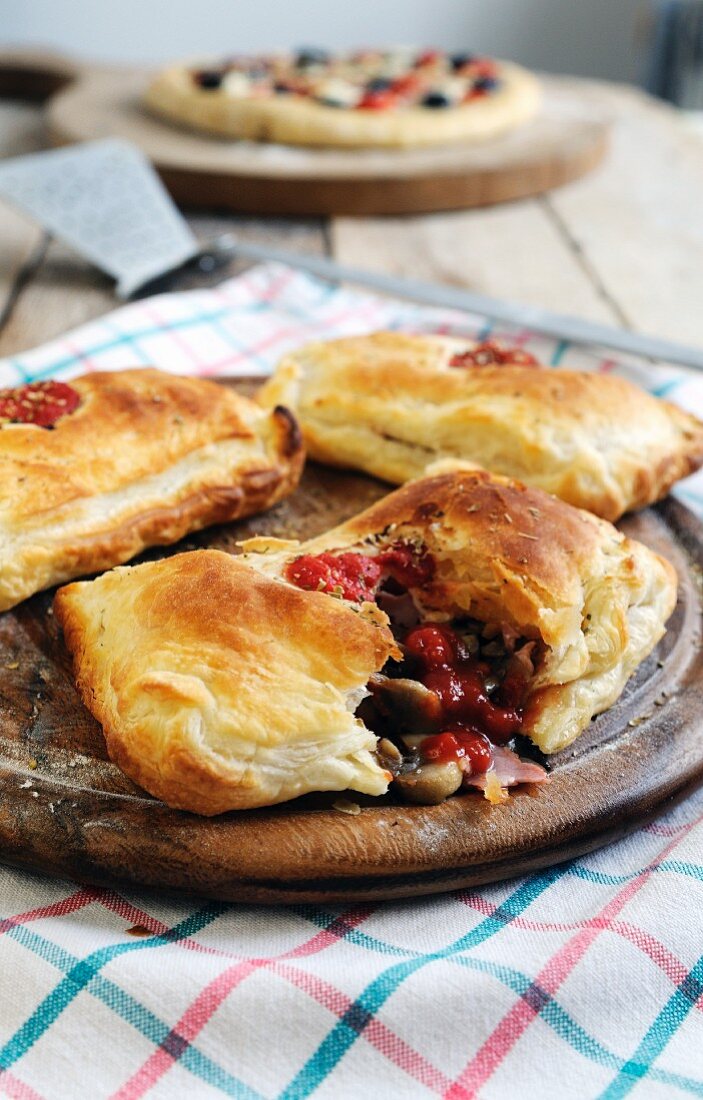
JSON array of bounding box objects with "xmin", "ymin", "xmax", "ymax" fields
[
  {"xmin": 145, "ymin": 60, "xmax": 540, "ymax": 149},
  {"xmin": 0, "ymin": 368, "xmax": 303, "ymax": 611},
  {"xmin": 258, "ymin": 331, "xmax": 703, "ymax": 520},
  {"xmin": 55, "ymin": 468, "xmax": 676, "ymax": 814},
  {"xmin": 54, "ymin": 550, "xmax": 397, "ymax": 814},
  {"xmin": 242, "ymin": 466, "xmax": 678, "ymax": 755}
]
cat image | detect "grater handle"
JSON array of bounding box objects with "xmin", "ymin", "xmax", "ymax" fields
[{"xmin": 128, "ymin": 241, "xmax": 235, "ymax": 299}]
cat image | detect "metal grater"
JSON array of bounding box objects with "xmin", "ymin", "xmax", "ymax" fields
[{"xmin": 0, "ymin": 138, "xmax": 199, "ymax": 297}]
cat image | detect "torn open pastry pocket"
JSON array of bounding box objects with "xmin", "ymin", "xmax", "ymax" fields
[
  {"xmin": 54, "ymin": 549, "xmax": 397, "ymax": 814},
  {"xmin": 242, "ymin": 467, "xmax": 678, "ymax": 805}
]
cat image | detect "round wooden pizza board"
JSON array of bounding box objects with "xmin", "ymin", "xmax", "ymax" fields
[
  {"xmin": 0, "ymin": 53, "xmax": 609, "ymax": 215},
  {"xmin": 0, "ymin": 424, "xmax": 701, "ymax": 904}
]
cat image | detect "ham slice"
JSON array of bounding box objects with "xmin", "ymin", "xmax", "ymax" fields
[{"xmin": 463, "ymin": 743, "xmax": 548, "ymax": 804}]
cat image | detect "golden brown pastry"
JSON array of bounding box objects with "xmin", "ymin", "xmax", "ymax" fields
[
  {"xmin": 242, "ymin": 465, "xmax": 677, "ymax": 767},
  {"xmin": 258, "ymin": 331, "xmax": 703, "ymax": 520},
  {"xmin": 54, "ymin": 550, "xmax": 397, "ymax": 814},
  {"xmin": 55, "ymin": 468, "xmax": 676, "ymax": 815},
  {"xmin": 145, "ymin": 49, "xmax": 540, "ymax": 149},
  {"xmin": 0, "ymin": 368, "xmax": 303, "ymax": 611}
]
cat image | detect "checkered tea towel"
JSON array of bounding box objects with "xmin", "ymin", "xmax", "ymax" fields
[{"xmin": 0, "ymin": 263, "xmax": 702, "ymax": 1100}]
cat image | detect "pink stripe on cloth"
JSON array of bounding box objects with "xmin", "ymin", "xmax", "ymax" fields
[
  {"xmin": 0, "ymin": 1069, "xmax": 46, "ymax": 1100},
  {"xmin": 138, "ymin": 304, "xmax": 205, "ymax": 370},
  {"xmin": 266, "ymin": 959, "xmax": 452, "ymax": 1095},
  {"xmin": 60, "ymin": 338, "xmax": 102, "ymax": 376},
  {"xmin": 0, "ymin": 888, "xmax": 101, "ymax": 937},
  {"xmin": 107, "ymin": 892, "xmax": 455, "ymax": 1100},
  {"xmin": 114, "ymin": 922, "xmax": 453, "ymax": 1100},
  {"xmin": 197, "ymin": 298, "xmax": 390, "ymax": 377},
  {"xmin": 110, "ymin": 907, "xmax": 391, "ymax": 1100},
  {"xmin": 447, "ymin": 818, "xmax": 701, "ymax": 1096},
  {"xmin": 459, "ymin": 895, "xmax": 703, "ymax": 1005},
  {"xmin": 110, "ymin": 961, "xmax": 258, "ymax": 1100}
]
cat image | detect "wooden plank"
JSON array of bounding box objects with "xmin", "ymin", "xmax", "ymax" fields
[
  {"xmin": 333, "ymin": 82, "xmax": 703, "ymax": 348},
  {"xmin": 544, "ymin": 82, "xmax": 703, "ymax": 344},
  {"xmin": 0, "ymin": 238, "xmax": 116, "ymax": 357},
  {"xmin": 331, "ymin": 199, "xmax": 620, "ymax": 323}
]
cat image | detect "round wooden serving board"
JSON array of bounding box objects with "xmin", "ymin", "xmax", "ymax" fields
[
  {"xmin": 0, "ymin": 54, "xmax": 610, "ymax": 215},
  {"xmin": 0, "ymin": 444, "xmax": 701, "ymax": 904}
]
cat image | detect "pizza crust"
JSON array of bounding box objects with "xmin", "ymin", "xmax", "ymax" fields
[{"xmin": 145, "ymin": 60, "xmax": 541, "ymax": 149}]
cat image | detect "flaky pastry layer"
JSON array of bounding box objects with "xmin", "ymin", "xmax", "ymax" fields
[
  {"xmin": 54, "ymin": 550, "xmax": 397, "ymax": 814},
  {"xmin": 0, "ymin": 369, "xmax": 303, "ymax": 610},
  {"xmin": 258, "ymin": 332, "xmax": 703, "ymax": 520}
]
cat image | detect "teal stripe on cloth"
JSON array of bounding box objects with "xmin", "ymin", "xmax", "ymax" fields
[
  {"xmin": 279, "ymin": 864, "xmax": 570, "ymax": 1100},
  {"xmin": 295, "ymin": 900, "xmax": 703, "ymax": 1096},
  {"xmin": 598, "ymin": 953, "xmax": 703, "ymax": 1099},
  {"xmin": 568, "ymin": 860, "xmax": 703, "ymax": 887},
  {"xmin": 0, "ymin": 904, "xmax": 265, "ymax": 1099},
  {"xmin": 6, "ymin": 309, "xmax": 231, "ymax": 383}
]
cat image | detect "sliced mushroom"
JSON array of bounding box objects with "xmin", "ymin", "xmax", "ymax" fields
[
  {"xmin": 375, "ymin": 737, "xmax": 404, "ymax": 776},
  {"xmin": 393, "ymin": 760, "xmax": 463, "ymax": 804},
  {"xmin": 368, "ymin": 673, "xmax": 442, "ymax": 734}
]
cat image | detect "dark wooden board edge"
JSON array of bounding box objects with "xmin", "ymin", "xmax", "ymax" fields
[
  {"xmin": 149, "ymin": 130, "xmax": 610, "ymax": 216},
  {"xmin": 0, "ymin": 748, "xmax": 700, "ymax": 906}
]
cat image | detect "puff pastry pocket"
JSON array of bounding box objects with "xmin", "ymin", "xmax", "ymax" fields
[
  {"xmin": 258, "ymin": 331, "xmax": 703, "ymax": 521},
  {"xmin": 54, "ymin": 550, "xmax": 398, "ymax": 814},
  {"xmin": 0, "ymin": 368, "xmax": 303, "ymax": 611},
  {"xmin": 242, "ymin": 466, "xmax": 677, "ymax": 804}
]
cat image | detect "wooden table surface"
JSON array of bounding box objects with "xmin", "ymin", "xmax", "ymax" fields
[{"xmin": 1, "ymin": 78, "xmax": 702, "ymax": 358}]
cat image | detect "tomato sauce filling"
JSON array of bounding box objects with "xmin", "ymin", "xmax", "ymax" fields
[
  {"xmin": 285, "ymin": 544, "xmax": 545, "ymax": 800},
  {"xmin": 284, "ymin": 543, "xmax": 434, "ymax": 602},
  {"xmin": 403, "ymin": 623, "xmax": 525, "ymax": 754},
  {"xmin": 449, "ymin": 340, "xmax": 539, "ymax": 368},
  {"xmin": 0, "ymin": 381, "xmax": 81, "ymax": 428}
]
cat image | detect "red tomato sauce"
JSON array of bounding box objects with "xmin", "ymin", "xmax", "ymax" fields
[
  {"xmin": 0, "ymin": 381, "xmax": 81, "ymax": 428},
  {"xmin": 420, "ymin": 730, "xmax": 492, "ymax": 773},
  {"xmin": 449, "ymin": 340, "xmax": 539, "ymax": 368},
  {"xmin": 285, "ymin": 551, "xmax": 382, "ymax": 603},
  {"xmin": 284, "ymin": 542, "xmax": 435, "ymax": 602},
  {"xmin": 284, "ymin": 550, "xmax": 529, "ymax": 775},
  {"xmin": 404, "ymin": 623, "xmax": 527, "ymax": 769}
]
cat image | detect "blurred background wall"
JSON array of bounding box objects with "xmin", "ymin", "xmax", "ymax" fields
[{"xmin": 3, "ymin": 0, "xmax": 648, "ymax": 83}]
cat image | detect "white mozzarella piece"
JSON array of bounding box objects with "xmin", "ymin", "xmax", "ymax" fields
[
  {"xmin": 223, "ymin": 71, "xmax": 252, "ymax": 97},
  {"xmin": 314, "ymin": 78, "xmax": 361, "ymax": 107}
]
